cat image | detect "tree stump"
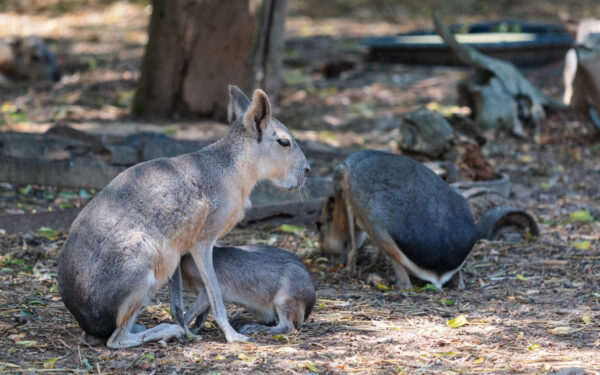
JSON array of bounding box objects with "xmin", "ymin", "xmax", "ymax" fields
[{"xmin": 133, "ymin": 0, "xmax": 288, "ymax": 120}]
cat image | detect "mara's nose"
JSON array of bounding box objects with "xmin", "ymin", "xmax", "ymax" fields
[{"xmin": 304, "ymin": 165, "xmax": 311, "ymax": 176}]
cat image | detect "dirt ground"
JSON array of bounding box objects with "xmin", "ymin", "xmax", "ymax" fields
[{"xmin": 1, "ymin": 1, "xmax": 600, "ymax": 374}]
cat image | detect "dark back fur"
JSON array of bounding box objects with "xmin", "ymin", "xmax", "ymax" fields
[{"xmin": 343, "ymin": 150, "xmax": 477, "ymax": 274}]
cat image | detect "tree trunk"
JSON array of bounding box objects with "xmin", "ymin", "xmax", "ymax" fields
[{"xmin": 133, "ymin": 0, "xmax": 288, "ymax": 120}]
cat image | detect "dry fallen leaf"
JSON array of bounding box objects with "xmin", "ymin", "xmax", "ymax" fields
[
  {"xmin": 447, "ymin": 315, "xmax": 468, "ymax": 328},
  {"xmin": 15, "ymin": 340, "xmax": 37, "ymax": 347},
  {"xmin": 305, "ymin": 361, "xmax": 320, "ymax": 373},
  {"xmin": 549, "ymin": 326, "xmax": 572, "ymax": 335},
  {"xmin": 439, "ymin": 298, "xmax": 456, "ymax": 307},
  {"xmin": 520, "ymin": 155, "xmax": 535, "ymax": 163},
  {"xmin": 573, "ymin": 240, "xmax": 591, "ymax": 250},
  {"xmin": 570, "ymin": 210, "xmax": 593, "ymax": 223},
  {"xmin": 272, "ymin": 334, "xmax": 290, "ymax": 343},
  {"xmin": 43, "ymin": 358, "xmax": 58, "ymax": 369}
]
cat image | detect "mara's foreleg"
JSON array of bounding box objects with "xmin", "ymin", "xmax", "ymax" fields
[
  {"xmin": 168, "ymin": 264, "xmax": 193, "ymax": 336},
  {"xmin": 184, "ymin": 291, "xmax": 210, "ymax": 334},
  {"xmin": 190, "ymin": 242, "xmax": 248, "ymax": 342},
  {"xmin": 188, "ymin": 309, "xmax": 210, "ymax": 334}
]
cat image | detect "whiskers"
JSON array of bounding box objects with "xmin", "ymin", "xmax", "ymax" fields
[{"xmin": 297, "ymin": 185, "xmax": 310, "ymax": 202}]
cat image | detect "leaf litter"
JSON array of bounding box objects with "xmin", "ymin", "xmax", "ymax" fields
[{"xmin": 0, "ymin": 0, "xmax": 600, "ymax": 374}]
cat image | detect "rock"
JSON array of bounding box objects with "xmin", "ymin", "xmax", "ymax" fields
[
  {"xmin": 548, "ymin": 367, "xmax": 587, "ymax": 375},
  {"xmin": 397, "ymin": 107, "xmax": 454, "ymax": 158}
]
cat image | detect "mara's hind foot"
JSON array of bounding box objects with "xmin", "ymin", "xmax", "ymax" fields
[
  {"xmin": 222, "ymin": 329, "xmax": 249, "ymax": 343},
  {"xmin": 238, "ymin": 323, "xmax": 270, "ymax": 335},
  {"xmin": 131, "ymin": 324, "xmax": 146, "ymax": 333},
  {"xmin": 80, "ymin": 332, "xmax": 106, "ymax": 346},
  {"xmin": 239, "ymin": 321, "xmax": 294, "ymax": 335},
  {"xmin": 106, "ymin": 323, "xmax": 185, "ymax": 349},
  {"xmin": 240, "ymin": 303, "xmax": 298, "ymax": 336}
]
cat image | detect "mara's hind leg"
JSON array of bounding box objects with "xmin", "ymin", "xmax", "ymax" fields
[
  {"xmin": 377, "ymin": 239, "xmax": 413, "ymax": 289},
  {"xmin": 239, "ymin": 299, "xmax": 300, "ymax": 335},
  {"xmin": 447, "ymin": 270, "xmax": 465, "ymax": 290},
  {"xmin": 108, "ymin": 322, "xmax": 184, "ymax": 349},
  {"xmin": 106, "ymin": 274, "xmax": 185, "ymax": 349},
  {"xmin": 80, "ymin": 323, "xmax": 146, "ymax": 347}
]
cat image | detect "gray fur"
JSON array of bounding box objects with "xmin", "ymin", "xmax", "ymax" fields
[
  {"xmin": 317, "ymin": 150, "xmax": 477, "ymax": 289},
  {"xmin": 175, "ymin": 245, "xmax": 316, "ymax": 335},
  {"xmin": 58, "ymin": 86, "xmax": 309, "ymax": 347}
]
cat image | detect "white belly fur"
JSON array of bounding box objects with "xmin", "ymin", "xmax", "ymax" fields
[{"xmin": 390, "ymin": 241, "xmax": 464, "ymax": 289}]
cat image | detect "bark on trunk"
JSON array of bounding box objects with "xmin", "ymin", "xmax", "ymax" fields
[{"xmin": 133, "ymin": 0, "xmax": 288, "ymax": 120}]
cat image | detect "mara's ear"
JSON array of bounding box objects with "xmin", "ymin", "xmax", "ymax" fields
[
  {"xmin": 228, "ymin": 85, "xmax": 251, "ymax": 124},
  {"xmin": 243, "ymin": 89, "xmax": 271, "ymax": 143}
]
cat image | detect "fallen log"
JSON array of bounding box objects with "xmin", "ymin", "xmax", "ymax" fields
[
  {"xmin": 0, "ymin": 177, "xmax": 334, "ymax": 233},
  {"xmin": 0, "ymin": 156, "xmax": 126, "ymax": 190},
  {"xmin": 0, "ymin": 128, "xmax": 352, "ymax": 166},
  {"xmin": 0, "ymin": 208, "xmax": 80, "ymax": 234}
]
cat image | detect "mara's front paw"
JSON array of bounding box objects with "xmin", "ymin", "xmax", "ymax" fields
[
  {"xmin": 225, "ymin": 331, "xmax": 250, "ymax": 343},
  {"xmin": 343, "ymin": 262, "xmax": 357, "ymax": 276},
  {"xmin": 238, "ymin": 323, "xmax": 266, "ymax": 335},
  {"xmin": 394, "ymin": 276, "xmax": 413, "ymax": 290}
]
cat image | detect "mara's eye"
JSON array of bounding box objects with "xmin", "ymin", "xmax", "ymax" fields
[{"xmin": 277, "ymin": 138, "xmax": 291, "ymax": 147}]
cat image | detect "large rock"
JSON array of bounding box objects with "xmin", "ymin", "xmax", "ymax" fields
[{"xmin": 397, "ymin": 107, "xmax": 454, "ymax": 158}]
